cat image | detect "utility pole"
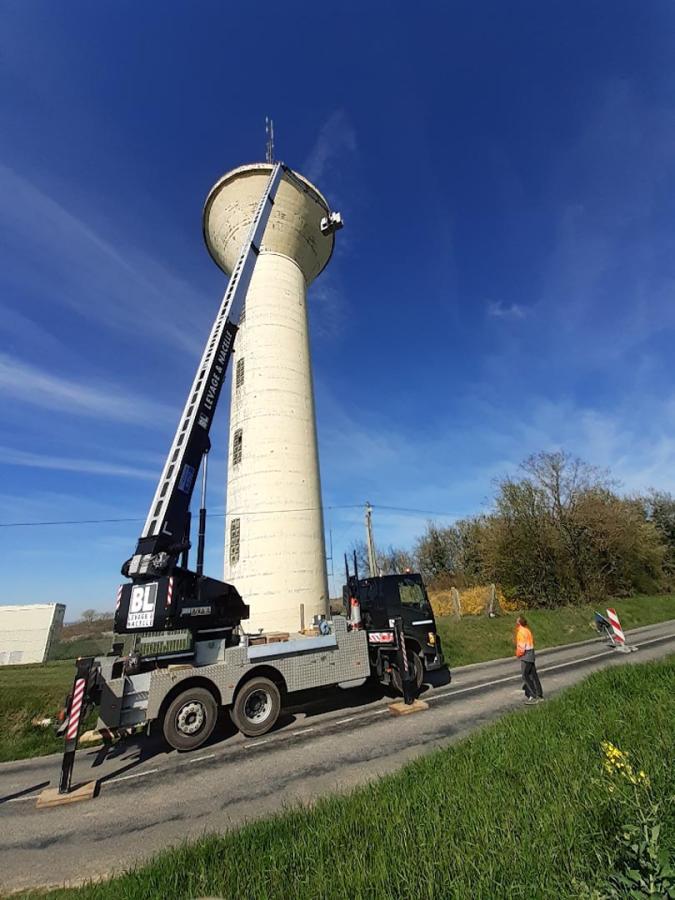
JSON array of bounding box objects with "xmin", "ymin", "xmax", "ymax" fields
[{"xmin": 365, "ymin": 501, "xmax": 380, "ymax": 577}]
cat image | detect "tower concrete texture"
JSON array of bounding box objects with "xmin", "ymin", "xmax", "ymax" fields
[{"xmin": 203, "ymin": 163, "xmax": 335, "ymax": 634}]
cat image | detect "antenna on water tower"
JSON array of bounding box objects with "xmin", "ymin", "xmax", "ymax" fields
[{"xmin": 265, "ymin": 117, "xmax": 275, "ymax": 163}]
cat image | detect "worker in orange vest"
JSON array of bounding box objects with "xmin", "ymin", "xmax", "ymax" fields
[{"xmin": 515, "ymin": 616, "xmax": 543, "ymax": 704}]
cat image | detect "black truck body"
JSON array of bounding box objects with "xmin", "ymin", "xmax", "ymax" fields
[{"xmin": 343, "ymin": 571, "xmax": 445, "ymax": 689}]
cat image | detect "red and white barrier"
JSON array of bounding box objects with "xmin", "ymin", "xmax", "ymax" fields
[
  {"xmin": 606, "ymin": 608, "xmax": 625, "ymax": 645},
  {"xmin": 66, "ymin": 677, "xmax": 86, "ymax": 741},
  {"xmin": 605, "ymin": 607, "xmax": 637, "ymax": 653}
]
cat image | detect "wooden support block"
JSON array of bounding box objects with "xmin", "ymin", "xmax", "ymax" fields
[
  {"xmin": 388, "ymin": 699, "xmax": 429, "ymax": 717},
  {"xmin": 264, "ymin": 632, "xmax": 289, "ymax": 643},
  {"xmin": 248, "ymin": 635, "xmax": 267, "ymax": 645},
  {"xmin": 78, "ymin": 730, "xmax": 102, "ymax": 745},
  {"xmin": 37, "ymin": 781, "xmax": 97, "ymax": 809}
]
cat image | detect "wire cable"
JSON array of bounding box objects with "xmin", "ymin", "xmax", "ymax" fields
[
  {"xmin": 375, "ymin": 504, "xmax": 457, "ymax": 517},
  {"xmin": 0, "ymin": 504, "xmax": 364, "ymax": 528},
  {"xmin": 0, "ymin": 503, "xmax": 457, "ymax": 529}
]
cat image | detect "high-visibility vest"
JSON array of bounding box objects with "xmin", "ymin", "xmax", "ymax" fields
[{"xmin": 515, "ymin": 626, "xmax": 534, "ymax": 658}]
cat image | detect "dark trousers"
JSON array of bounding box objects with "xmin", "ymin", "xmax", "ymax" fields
[{"xmin": 521, "ymin": 660, "xmax": 543, "ymax": 699}]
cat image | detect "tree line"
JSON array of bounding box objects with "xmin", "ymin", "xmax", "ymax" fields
[{"xmin": 353, "ymin": 451, "xmax": 675, "ymax": 607}]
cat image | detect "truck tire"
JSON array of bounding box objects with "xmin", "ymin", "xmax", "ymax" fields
[
  {"xmin": 391, "ymin": 651, "xmax": 424, "ymax": 695},
  {"xmin": 162, "ymin": 687, "xmax": 218, "ymax": 752},
  {"xmin": 231, "ymin": 677, "xmax": 281, "ymax": 737}
]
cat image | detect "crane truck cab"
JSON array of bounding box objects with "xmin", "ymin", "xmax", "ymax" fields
[{"xmin": 343, "ymin": 571, "xmax": 445, "ymax": 691}]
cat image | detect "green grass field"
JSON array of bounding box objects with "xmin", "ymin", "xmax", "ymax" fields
[
  {"xmin": 0, "ymin": 635, "xmax": 112, "ymax": 762},
  {"xmin": 1, "ymin": 593, "xmax": 673, "ymax": 765},
  {"xmin": 436, "ymin": 593, "xmax": 675, "ymax": 667},
  {"xmin": 49, "ymin": 636, "xmax": 112, "ymax": 661},
  {"xmin": 32, "ymin": 655, "xmax": 675, "ymax": 900},
  {"xmin": 0, "ymin": 660, "xmax": 77, "ymax": 762}
]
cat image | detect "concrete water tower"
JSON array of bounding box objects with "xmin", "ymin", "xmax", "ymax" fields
[{"xmin": 203, "ymin": 163, "xmax": 340, "ymax": 634}]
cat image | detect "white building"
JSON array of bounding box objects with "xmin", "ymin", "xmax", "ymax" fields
[{"xmin": 0, "ymin": 603, "xmax": 66, "ymax": 665}]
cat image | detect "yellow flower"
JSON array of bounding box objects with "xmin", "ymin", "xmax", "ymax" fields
[{"xmin": 600, "ymin": 741, "xmax": 650, "ymax": 790}]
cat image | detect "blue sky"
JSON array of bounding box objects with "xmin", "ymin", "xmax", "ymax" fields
[{"xmin": 2, "ymin": 2, "xmax": 675, "ymax": 616}]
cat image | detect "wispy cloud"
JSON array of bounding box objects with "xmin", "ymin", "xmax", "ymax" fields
[
  {"xmin": 0, "ymin": 446, "xmax": 156, "ymax": 480},
  {"xmin": 317, "ymin": 376, "xmax": 675, "ymax": 572},
  {"xmin": 0, "ymin": 351, "xmax": 177, "ymax": 426},
  {"xmin": 303, "ymin": 111, "xmax": 357, "ymax": 186},
  {"xmin": 538, "ymin": 80, "xmax": 675, "ymax": 359},
  {"xmin": 0, "ymin": 489, "xmax": 137, "ymax": 523},
  {"xmin": 0, "ymin": 163, "xmax": 206, "ymax": 356},
  {"xmin": 0, "ymin": 305, "xmax": 66, "ymax": 357},
  {"xmin": 487, "ymin": 300, "xmax": 526, "ymax": 320},
  {"xmin": 309, "ymin": 279, "xmax": 346, "ymax": 339}
]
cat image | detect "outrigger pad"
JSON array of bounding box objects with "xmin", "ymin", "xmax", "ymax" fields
[
  {"xmin": 388, "ymin": 699, "xmax": 429, "ymax": 716},
  {"xmin": 36, "ymin": 781, "xmax": 97, "ymax": 808}
]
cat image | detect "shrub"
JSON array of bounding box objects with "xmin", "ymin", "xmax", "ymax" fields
[{"xmin": 429, "ymin": 584, "xmax": 520, "ymax": 617}]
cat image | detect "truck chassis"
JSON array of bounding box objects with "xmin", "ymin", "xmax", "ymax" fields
[{"xmin": 93, "ymin": 616, "xmax": 371, "ymax": 749}]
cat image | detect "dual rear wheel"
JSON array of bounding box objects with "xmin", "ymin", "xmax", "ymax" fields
[
  {"xmin": 160, "ymin": 656, "xmax": 423, "ymax": 752},
  {"xmin": 161, "ymin": 677, "xmax": 282, "ymax": 751}
]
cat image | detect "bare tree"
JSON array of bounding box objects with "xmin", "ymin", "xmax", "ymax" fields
[{"xmin": 482, "ymin": 451, "xmax": 665, "ymax": 605}]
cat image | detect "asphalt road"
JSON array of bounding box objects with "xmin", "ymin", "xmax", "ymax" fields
[{"xmin": 1, "ymin": 620, "xmax": 674, "ymax": 894}]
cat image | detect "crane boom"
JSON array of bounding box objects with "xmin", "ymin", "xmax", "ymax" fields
[{"xmin": 126, "ymin": 162, "xmax": 284, "ymax": 577}]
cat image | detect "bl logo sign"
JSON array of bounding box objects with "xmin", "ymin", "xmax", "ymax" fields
[{"xmin": 126, "ymin": 582, "xmax": 158, "ymax": 629}]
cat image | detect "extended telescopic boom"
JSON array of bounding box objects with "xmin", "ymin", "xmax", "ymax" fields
[{"xmin": 124, "ymin": 163, "xmax": 284, "ymax": 578}]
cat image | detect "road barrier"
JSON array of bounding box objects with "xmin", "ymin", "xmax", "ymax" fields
[
  {"xmin": 606, "ymin": 608, "xmax": 626, "ymax": 646},
  {"xmin": 601, "ymin": 608, "xmax": 637, "ymax": 654}
]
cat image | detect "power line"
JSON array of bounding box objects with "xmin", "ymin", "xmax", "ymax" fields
[
  {"xmin": 376, "ymin": 504, "xmax": 457, "ymax": 517},
  {"xmin": 0, "ymin": 516, "xmax": 143, "ymax": 528},
  {"xmin": 0, "ymin": 503, "xmax": 457, "ymax": 530},
  {"xmin": 0, "ymin": 504, "xmax": 364, "ymax": 529}
]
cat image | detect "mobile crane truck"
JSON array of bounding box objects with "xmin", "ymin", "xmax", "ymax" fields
[{"xmin": 56, "ymin": 164, "xmax": 444, "ymax": 794}]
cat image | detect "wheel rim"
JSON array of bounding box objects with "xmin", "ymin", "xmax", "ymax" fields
[
  {"xmin": 244, "ymin": 688, "xmax": 272, "ymax": 724},
  {"xmin": 176, "ymin": 700, "xmax": 206, "ymax": 736}
]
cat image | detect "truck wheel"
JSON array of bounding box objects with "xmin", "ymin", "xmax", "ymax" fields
[
  {"xmin": 163, "ymin": 687, "xmax": 218, "ymax": 752},
  {"xmin": 391, "ymin": 651, "xmax": 424, "ymax": 695},
  {"xmin": 231, "ymin": 677, "xmax": 281, "ymax": 737}
]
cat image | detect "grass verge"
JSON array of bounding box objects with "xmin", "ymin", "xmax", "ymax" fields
[
  {"xmin": 31, "ymin": 655, "xmax": 675, "ymax": 900},
  {"xmin": 49, "ymin": 637, "xmax": 112, "ymax": 661},
  {"xmin": 435, "ymin": 592, "xmax": 675, "ymax": 667},
  {"xmin": 0, "ymin": 660, "xmax": 75, "ymax": 762}
]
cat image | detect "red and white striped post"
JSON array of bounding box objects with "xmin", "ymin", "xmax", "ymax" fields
[
  {"xmin": 393, "ymin": 616, "xmax": 416, "ymax": 705},
  {"xmin": 606, "ymin": 608, "xmax": 626, "ymax": 647},
  {"xmin": 59, "ymin": 657, "xmax": 94, "ymax": 794}
]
